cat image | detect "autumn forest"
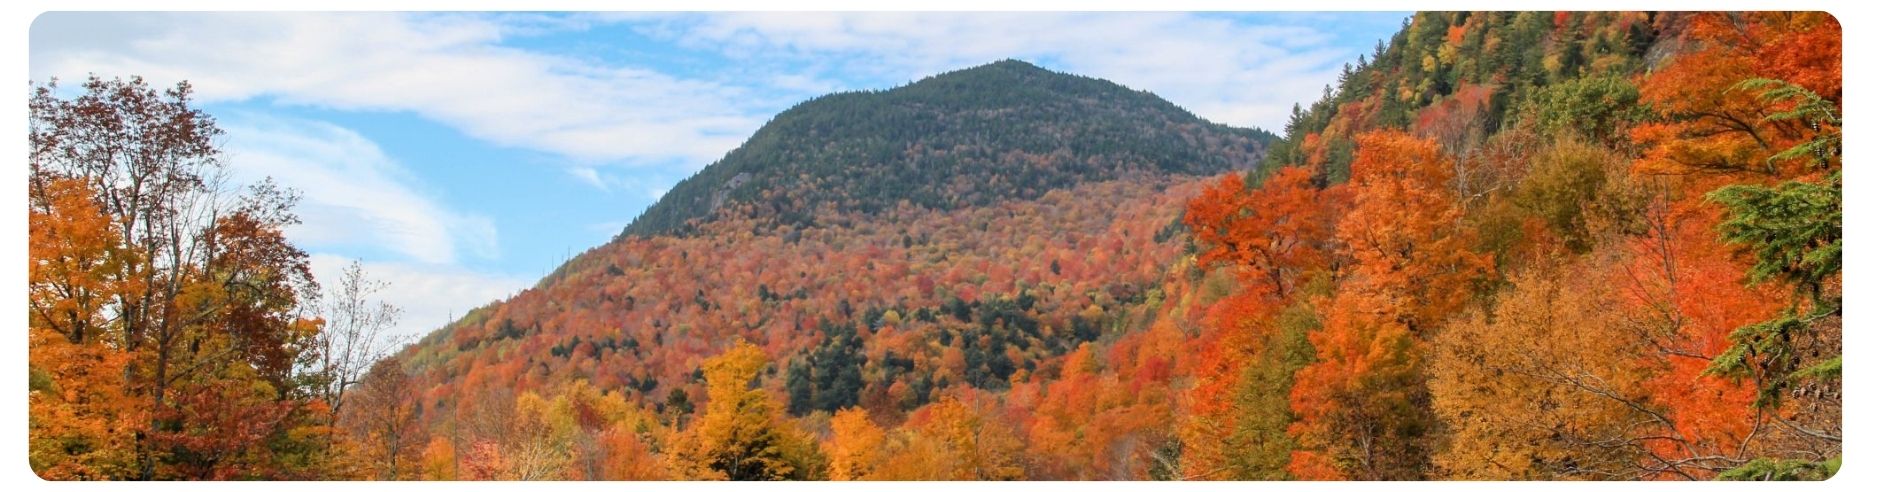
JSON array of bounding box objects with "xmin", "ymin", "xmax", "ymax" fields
[{"xmin": 26, "ymin": 12, "xmax": 1841, "ymax": 481}]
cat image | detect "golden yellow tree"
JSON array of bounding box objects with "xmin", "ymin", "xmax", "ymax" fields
[
  {"xmin": 1429, "ymin": 266, "xmax": 1648, "ymax": 479},
  {"xmin": 824, "ymin": 407, "xmax": 887, "ymax": 480},
  {"xmin": 874, "ymin": 394, "xmax": 1025, "ymax": 480},
  {"xmin": 418, "ymin": 437, "xmax": 456, "ymax": 480},
  {"xmin": 668, "ymin": 341, "xmax": 825, "ymax": 480}
]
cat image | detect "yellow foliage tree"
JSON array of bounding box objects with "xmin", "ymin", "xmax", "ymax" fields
[
  {"xmin": 824, "ymin": 407, "xmax": 887, "ymax": 480},
  {"xmin": 1429, "ymin": 266, "xmax": 1648, "ymax": 479},
  {"xmin": 419, "ymin": 437, "xmax": 456, "ymax": 480},
  {"xmin": 667, "ymin": 341, "xmax": 825, "ymax": 480},
  {"xmin": 873, "ymin": 394, "xmax": 1025, "ymax": 480}
]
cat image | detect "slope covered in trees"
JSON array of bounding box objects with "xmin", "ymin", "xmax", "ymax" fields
[
  {"xmin": 30, "ymin": 11, "xmax": 1842, "ymax": 482},
  {"xmin": 621, "ymin": 59, "xmax": 1277, "ymax": 237},
  {"xmin": 393, "ymin": 175, "xmax": 1208, "ymax": 479},
  {"xmin": 1173, "ymin": 11, "xmax": 1841, "ymax": 480},
  {"xmin": 377, "ymin": 59, "xmax": 1276, "ymax": 480},
  {"xmin": 337, "ymin": 12, "xmax": 1848, "ymax": 481}
]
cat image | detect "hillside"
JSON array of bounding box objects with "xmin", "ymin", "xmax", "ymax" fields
[
  {"xmin": 621, "ymin": 59, "xmax": 1276, "ymax": 237},
  {"xmin": 384, "ymin": 13, "xmax": 1841, "ymax": 481},
  {"xmin": 1166, "ymin": 11, "xmax": 1843, "ymax": 481},
  {"xmin": 387, "ymin": 60, "xmax": 1277, "ymax": 479},
  {"xmin": 400, "ymin": 176, "xmax": 1212, "ymax": 479}
]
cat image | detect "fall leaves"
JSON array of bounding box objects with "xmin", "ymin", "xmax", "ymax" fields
[
  {"xmin": 380, "ymin": 175, "xmax": 1204, "ymax": 481},
  {"xmin": 1170, "ymin": 11, "xmax": 1840, "ymax": 482},
  {"xmin": 1176, "ymin": 131, "xmax": 1496, "ymax": 480},
  {"xmin": 27, "ymin": 10, "xmax": 1840, "ymax": 482},
  {"xmin": 1634, "ymin": 13, "xmax": 1840, "ymax": 180},
  {"xmin": 28, "ymin": 76, "xmax": 329, "ymax": 480},
  {"xmin": 27, "ymin": 178, "xmax": 140, "ymax": 479},
  {"xmin": 27, "ymin": 76, "xmax": 411, "ymax": 480},
  {"xmin": 668, "ymin": 341, "xmax": 824, "ymax": 480}
]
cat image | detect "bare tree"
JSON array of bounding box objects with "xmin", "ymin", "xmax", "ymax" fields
[{"xmin": 312, "ymin": 260, "xmax": 408, "ymax": 447}]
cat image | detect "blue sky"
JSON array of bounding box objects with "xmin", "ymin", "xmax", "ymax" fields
[{"xmin": 29, "ymin": 11, "xmax": 1410, "ymax": 337}]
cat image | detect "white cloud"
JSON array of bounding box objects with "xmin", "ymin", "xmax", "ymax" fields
[
  {"xmin": 29, "ymin": 12, "xmax": 763, "ymax": 166},
  {"xmin": 220, "ymin": 115, "xmax": 497, "ymax": 265},
  {"xmin": 567, "ymin": 166, "xmax": 609, "ymax": 190},
  {"xmin": 30, "ymin": 11, "xmax": 1394, "ymax": 170},
  {"xmin": 216, "ymin": 118, "xmax": 527, "ymax": 337},
  {"xmin": 308, "ymin": 254, "xmax": 532, "ymax": 340},
  {"xmin": 621, "ymin": 12, "xmax": 1383, "ymax": 133}
]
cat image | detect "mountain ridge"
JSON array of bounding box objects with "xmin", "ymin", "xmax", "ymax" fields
[{"xmin": 619, "ymin": 59, "xmax": 1277, "ymax": 238}]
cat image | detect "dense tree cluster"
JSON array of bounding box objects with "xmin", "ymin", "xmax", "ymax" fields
[
  {"xmin": 27, "ymin": 76, "xmax": 413, "ymax": 479},
  {"xmin": 1176, "ymin": 11, "xmax": 1840, "ymax": 481}
]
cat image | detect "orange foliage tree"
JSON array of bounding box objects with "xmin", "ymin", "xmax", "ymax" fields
[
  {"xmin": 27, "ymin": 177, "xmax": 141, "ymax": 479},
  {"xmin": 1430, "ymin": 265, "xmax": 1658, "ymax": 479},
  {"xmin": 1185, "ymin": 167, "xmax": 1343, "ymax": 300},
  {"xmin": 1289, "ymin": 131, "xmax": 1491, "ymax": 480},
  {"xmin": 1633, "ymin": 12, "xmax": 1839, "ymax": 181},
  {"xmin": 1178, "ymin": 165, "xmax": 1348, "ymax": 479}
]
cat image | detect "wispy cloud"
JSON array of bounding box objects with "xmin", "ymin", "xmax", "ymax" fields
[
  {"xmin": 567, "ymin": 166, "xmax": 609, "ymax": 190},
  {"xmin": 30, "ymin": 12, "xmax": 764, "ymax": 166},
  {"xmin": 221, "ymin": 114, "xmax": 498, "ymax": 265},
  {"xmin": 32, "ymin": 11, "xmax": 1398, "ymax": 171},
  {"xmin": 615, "ymin": 12, "xmax": 1396, "ymax": 132}
]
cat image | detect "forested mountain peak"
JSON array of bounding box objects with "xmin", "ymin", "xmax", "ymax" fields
[{"xmin": 620, "ymin": 59, "xmax": 1277, "ymax": 238}]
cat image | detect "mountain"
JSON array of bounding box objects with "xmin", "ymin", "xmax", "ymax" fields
[
  {"xmin": 391, "ymin": 61, "xmax": 1279, "ymax": 475},
  {"xmin": 389, "ymin": 13, "xmax": 1840, "ymax": 482},
  {"xmin": 620, "ymin": 59, "xmax": 1276, "ymax": 237}
]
